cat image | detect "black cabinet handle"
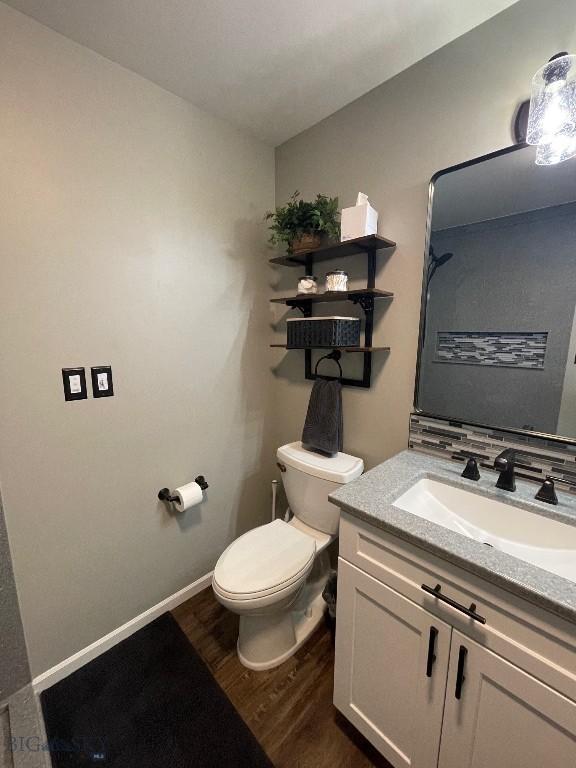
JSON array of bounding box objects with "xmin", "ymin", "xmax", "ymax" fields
[
  {"xmin": 455, "ymin": 645, "xmax": 468, "ymax": 700},
  {"xmin": 426, "ymin": 626, "xmax": 438, "ymax": 678},
  {"xmin": 421, "ymin": 583, "xmax": 486, "ymax": 625}
]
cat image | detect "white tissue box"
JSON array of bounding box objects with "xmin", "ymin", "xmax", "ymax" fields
[{"xmin": 340, "ymin": 202, "xmax": 378, "ymax": 241}]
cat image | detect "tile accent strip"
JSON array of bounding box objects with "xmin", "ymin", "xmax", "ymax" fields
[
  {"xmin": 435, "ymin": 331, "xmax": 548, "ymax": 368},
  {"xmin": 409, "ymin": 414, "xmax": 576, "ymax": 495}
]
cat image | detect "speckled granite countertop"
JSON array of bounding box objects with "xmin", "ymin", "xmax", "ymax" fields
[{"xmin": 329, "ymin": 450, "xmax": 576, "ymax": 624}]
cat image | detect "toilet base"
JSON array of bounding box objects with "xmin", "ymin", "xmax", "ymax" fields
[
  {"xmin": 237, "ymin": 590, "xmax": 326, "ymax": 671},
  {"xmin": 237, "ymin": 549, "xmax": 331, "ymax": 670}
]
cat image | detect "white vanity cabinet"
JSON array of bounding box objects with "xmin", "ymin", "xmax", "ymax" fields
[
  {"xmin": 335, "ymin": 559, "xmax": 451, "ymax": 767},
  {"xmin": 439, "ymin": 631, "xmax": 576, "ymax": 768},
  {"xmin": 334, "ymin": 512, "xmax": 576, "ymax": 768}
]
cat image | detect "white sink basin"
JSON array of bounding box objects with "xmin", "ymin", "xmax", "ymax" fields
[{"xmin": 394, "ymin": 478, "xmax": 576, "ymax": 582}]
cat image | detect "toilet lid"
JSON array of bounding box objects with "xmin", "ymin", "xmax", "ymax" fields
[{"xmin": 213, "ymin": 520, "xmax": 316, "ymax": 597}]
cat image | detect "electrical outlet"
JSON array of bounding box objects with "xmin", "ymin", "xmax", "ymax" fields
[
  {"xmin": 91, "ymin": 366, "xmax": 114, "ymax": 398},
  {"xmin": 62, "ymin": 368, "xmax": 87, "ymax": 401}
]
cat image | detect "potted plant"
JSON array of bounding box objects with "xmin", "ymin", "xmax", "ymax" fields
[{"xmin": 265, "ymin": 191, "xmax": 340, "ymax": 254}]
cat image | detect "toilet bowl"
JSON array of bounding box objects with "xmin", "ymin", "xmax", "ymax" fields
[{"xmin": 212, "ymin": 442, "xmax": 363, "ymax": 670}]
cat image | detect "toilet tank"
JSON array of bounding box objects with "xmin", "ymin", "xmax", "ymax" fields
[{"xmin": 276, "ymin": 442, "xmax": 364, "ymax": 535}]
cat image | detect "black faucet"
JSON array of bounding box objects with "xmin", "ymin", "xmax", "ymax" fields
[{"xmin": 494, "ymin": 448, "xmax": 518, "ymax": 492}]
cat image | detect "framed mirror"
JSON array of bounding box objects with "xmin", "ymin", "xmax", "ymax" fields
[{"xmin": 415, "ymin": 142, "xmax": 576, "ymax": 442}]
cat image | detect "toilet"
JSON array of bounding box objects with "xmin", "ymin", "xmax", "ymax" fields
[{"xmin": 212, "ymin": 441, "xmax": 363, "ymax": 670}]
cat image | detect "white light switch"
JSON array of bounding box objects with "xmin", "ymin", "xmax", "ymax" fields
[
  {"xmin": 91, "ymin": 366, "xmax": 114, "ymax": 398},
  {"xmin": 62, "ymin": 367, "xmax": 87, "ymax": 401}
]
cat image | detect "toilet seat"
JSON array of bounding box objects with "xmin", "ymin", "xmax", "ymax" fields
[{"xmin": 213, "ymin": 519, "xmax": 316, "ymax": 601}]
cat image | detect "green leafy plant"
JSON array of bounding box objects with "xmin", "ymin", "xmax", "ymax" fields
[{"xmin": 265, "ymin": 191, "xmax": 340, "ymax": 250}]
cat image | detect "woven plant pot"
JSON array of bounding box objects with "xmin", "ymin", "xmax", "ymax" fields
[{"xmin": 290, "ymin": 232, "xmax": 322, "ymax": 254}]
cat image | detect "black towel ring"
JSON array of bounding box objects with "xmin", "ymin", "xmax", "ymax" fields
[{"xmin": 314, "ymin": 349, "xmax": 343, "ymax": 379}]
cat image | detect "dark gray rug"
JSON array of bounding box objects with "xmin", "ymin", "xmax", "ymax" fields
[{"xmin": 40, "ymin": 613, "xmax": 273, "ymax": 767}]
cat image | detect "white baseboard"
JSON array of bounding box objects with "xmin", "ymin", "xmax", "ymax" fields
[{"xmin": 32, "ymin": 571, "xmax": 213, "ymax": 694}]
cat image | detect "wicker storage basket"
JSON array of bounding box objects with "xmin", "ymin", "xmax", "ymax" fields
[{"xmin": 286, "ymin": 316, "xmax": 360, "ymax": 348}]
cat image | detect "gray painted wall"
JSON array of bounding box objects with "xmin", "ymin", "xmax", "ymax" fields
[
  {"xmin": 419, "ymin": 204, "xmax": 576, "ymax": 433},
  {"xmin": 0, "ymin": 491, "xmax": 30, "ymax": 701},
  {"xmin": 274, "ymin": 0, "xmax": 576, "ymax": 470},
  {"xmin": 0, "ymin": 3, "xmax": 275, "ymax": 676},
  {"xmin": 4, "ymin": 0, "xmax": 576, "ymax": 681}
]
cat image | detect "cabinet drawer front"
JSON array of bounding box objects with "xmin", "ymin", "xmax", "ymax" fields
[
  {"xmin": 439, "ymin": 631, "xmax": 576, "ymax": 768},
  {"xmin": 334, "ymin": 559, "xmax": 451, "ymax": 768},
  {"xmin": 339, "ymin": 512, "xmax": 576, "ymax": 700},
  {"xmin": 339, "ymin": 512, "xmax": 495, "ymax": 630}
]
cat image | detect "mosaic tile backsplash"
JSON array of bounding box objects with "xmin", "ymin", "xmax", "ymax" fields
[
  {"xmin": 409, "ymin": 414, "xmax": 576, "ymax": 494},
  {"xmin": 435, "ymin": 331, "xmax": 548, "ymax": 369}
]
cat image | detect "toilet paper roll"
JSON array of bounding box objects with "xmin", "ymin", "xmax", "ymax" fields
[{"xmin": 174, "ymin": 480, "xmax": 203, "ymax": 513}]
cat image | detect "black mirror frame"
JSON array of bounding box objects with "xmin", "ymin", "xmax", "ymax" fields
[{"xmin": 412, "ymin": 140, "xmax": 576, "ymax": 447}]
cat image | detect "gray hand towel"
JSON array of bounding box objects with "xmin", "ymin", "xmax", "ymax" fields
[{"xmin": 302, "ymin": 379, "xmax": 343, "ymax": 455}]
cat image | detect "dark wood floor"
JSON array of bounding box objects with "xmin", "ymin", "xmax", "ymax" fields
[{"xmin": 173, "ymin": 588, "xmax": 391, "ymax": 768}]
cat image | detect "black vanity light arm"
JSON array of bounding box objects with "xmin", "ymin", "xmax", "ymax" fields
[{"xmin": 421, "ymin": 583, "xmax": 486, "ymax": 624}]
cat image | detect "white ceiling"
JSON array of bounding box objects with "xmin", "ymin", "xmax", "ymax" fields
[{"xmin": 4, "ymin": 0, "xmax": 519, "ymax": 145}]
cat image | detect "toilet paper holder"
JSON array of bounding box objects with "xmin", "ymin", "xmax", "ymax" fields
[{"xmin": 158, "ymin": 475, "xmax": 209, "ymax": 503}]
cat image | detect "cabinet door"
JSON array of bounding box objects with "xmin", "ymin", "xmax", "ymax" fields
[
  {"xmin": 334, "ymin": 559, "xmax": 451, "ymax": 768},
  {"xmin": 439, "ymin": 630, "xmax": 576, "ymax": 768}
]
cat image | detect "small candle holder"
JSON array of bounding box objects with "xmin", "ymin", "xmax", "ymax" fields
[
  {"xmin": 298, "ymin": 276, "xmax": 318, "ymax": 294},
  {"xmin": 326, "ymin": 270, "xmax": 349, "ymax": 292}
]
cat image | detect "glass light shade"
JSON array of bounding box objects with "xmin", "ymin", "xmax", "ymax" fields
[
  {"xmin": 535, "ymin": 133, "xmax": 576, "ymax": 165},
  {"xmin": 527, "ymin": 54, "xmax": 576, "ymax": 164}
]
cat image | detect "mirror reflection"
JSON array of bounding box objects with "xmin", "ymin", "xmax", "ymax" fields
[{"xmin": 417, "ymin": 144, "xmax": 576, "ymax": 438}]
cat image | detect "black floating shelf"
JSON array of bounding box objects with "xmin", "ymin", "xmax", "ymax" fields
[
  {"xmin": 270, "ymin": 288, "xmax": 393, "ymax": 306},
  {"xmin": 270, "ymin": 345, "xmax": 390, "ymax": 353},
  {"xmin": 269, "ymin": 234, "xmax": 396, "ymax": 267},
  {"xmin": 269, "ymin": 233, "xmax": 396, "ymax": 387}
]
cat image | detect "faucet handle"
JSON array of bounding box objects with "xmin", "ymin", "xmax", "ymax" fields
[
  {"xmin": 535, "ymin": 476, "xmax": 558, "ymax": 505},
  {"xmin": 461, "ymin": 456, "xmax": 480, "ymax": 481}
]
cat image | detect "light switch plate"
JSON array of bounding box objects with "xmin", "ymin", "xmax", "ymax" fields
[
  {"xmin": 62, "ymin": 367, "xmax": 87, "ymax": 401},
  {"xmin": 91, "ymin": 366, "xmax": 114, "ymax": 398}
]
